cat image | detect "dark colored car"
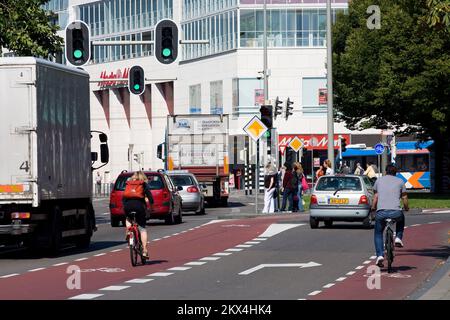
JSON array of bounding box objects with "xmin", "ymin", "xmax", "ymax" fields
[{"xmin": 109, "ymin": 170, "xmax": 183, "ymax": 226}]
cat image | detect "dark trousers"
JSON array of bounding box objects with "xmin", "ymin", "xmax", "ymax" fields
[{"xmin": 281, "ymin": 189, "xmax": 294, "ymax": 211}]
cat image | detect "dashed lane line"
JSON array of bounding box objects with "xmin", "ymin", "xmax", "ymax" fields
[
  {"xmin": 254, "ymin": 238, "xmax": 268, "ymax": 241},
  {"xmin": 75, "ymin": 257, "xmax": 88, "ymax": 261},
  {"xmin": 245, "ymin": 241, "xmax": 260, "ymax": 245},
  {"xmin": 355, "ymin": 266, "xmax": 365, "ymax": 270},
  {"xmin": 125, "ymin": 279, "xmax": 154, "ymax": 284},
  {"xmin": 200, "ymin": 257, "xmax": 221, "ymax": 261},
  {"xmin": 100, "ymin": 286, "xmax": 130, "ymax": 291},
  {"xmin": 363, "ymin": 260, "xmax": 372, "ymax": 264},
  {"xmin": 69, "ymin": 294, "xmax": 104, "ymax": 300},
  {"xmin": 336, "ymin": 277, "xmax": 347, "ymax": 282},
  {"xmin": 94, "ymin": 253, "xmax": 106, "ymax": 257},
  {"xmin": 148, "ymin": 272, "xmax": 173, "ymax": 277},
  {"xmin": 0, "ymin": 273, "xmax": 19, "ymax": 279},
  {"xmin": 213, "ymin": 252, "xmax": 233, "ymax": 256},
  {"xmin": 308, "ymin": 291, "xmax": 322, "ymax": 296},
  {"xmin": 346, "ymin": 271, "xmax": 356, "ymax": 276},
  {"xmin": 235, "ymin": 244, "xmax": 252, "ymax": 248},
  {"xmin": 323, "ymin": 283, "xmax": 335, "ymax": 288},
  {"xmin": 185, "ymin": 261, "xmax": 207, "ymax": 266},
  {"xmin": 168, "ymin": 267, "xmax": 192, "ymax": 271},
  {"xmin": 110, "ymin": 249, "xmax": 122, "ymax": 252},
  {"xmin": 225, "ymin": 248, "xmax": 243, "ymax": 252},
  {"xmin": 53, "ymin": 262, "xmax": 68, "ymax": 267},
  {"xmin": 28, "ymin": 268, "xmax": 46, "ymax": 272}
]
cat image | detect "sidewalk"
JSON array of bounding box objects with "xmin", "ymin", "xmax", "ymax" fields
[{"xmin": 416, "ymin": 257, "xmax": 450, "ymax": 300}]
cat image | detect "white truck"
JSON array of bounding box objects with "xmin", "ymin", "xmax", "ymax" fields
[
  {"xmin": 0, "ymin": 57, "xmax": 109, "ymax": 253},
  {"xmin": 161, "ymin": 114, "xmax": 230, "ymax": 206}
]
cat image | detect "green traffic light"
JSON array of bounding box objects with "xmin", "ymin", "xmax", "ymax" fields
[
  {"xmin": 162, "ymin": 48, "xmax": 172, "ymax": 57},
  {"xmin": 73, "ymin": 50, "xmax": 83, "ymax": 59},
  {"xmin": 264, "ymin": 131, "xmax": 271, "ymax": 138},
  {"xmin": 134, "ymin": 84, "xmax": 140, "ymax": 91}
]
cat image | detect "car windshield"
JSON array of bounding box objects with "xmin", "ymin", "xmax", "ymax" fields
[
  {"xmin": 170, "ymin": 175, "xmax": 194, "ymax": 186},
  {"xmin": 316, "ymin": 177, "xmax": 362, "ymax": 191},
  {"xmin": 114, "ymin": 174, "xmax": 164, "ymax": 191}
]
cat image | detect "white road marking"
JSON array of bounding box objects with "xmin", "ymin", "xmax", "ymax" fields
[
  {"xmin": 185, "ymin": 261, "xmax": 207, "ymax": 266},
  {"xmin": 254, "ymin": 238, "xmax": 267, "ymax": 241},
  {"xmin": 308, "ymin": 291, "xmax": 322, "ymax": 296},
  {"xmin": 153, "ymin": 238, "xmax": 161, "ymax": 241},
  {"xmin": 100, "ymin": 286, "xmax": 130, "ymax": 291},
  {"xmin": 102, "ymin": 213, "xmax": 109, "ymax": 215},
  {"xmin": 168, "ymin": 267, "xmax": 192, "ymax": 271},
  {"xmin": 0, "ymin": 273, "xmax": 19, "ymax": 278},
  {"xmin": 163, "ymin": 236, "xmax": 170, "ymax": 239},
  {"xmin": 346, "ymin": 271, "xmax": 356, "ymax": 276},
  {"xmin": 94, "ymin": 253, "xmax": 106, "ymax": 257},
  {"xmin": 202, "ymin": 219, "xmax": 232, "ymax": 226},
  {"xmin": 236, "ymin": 244, "xmax": 252, "ymax": 248},
  {"xmin": 239, "ymin": 262, "xmax": 321, "ymax": 275},
  {"xmin": 126, "ymin": 279, "xmax": 153, "ymax": 284},
  {"xmin": 111, "ymin": 249, "xmax": 122, "ymax": 252},
  {"xmin": 148, "ymin": 272, "xmax": 173, "ymax": 277},
  {"xmin": 410, "ymin": 224, "xmax": 420, "ymax": 227},
  {"xmin": 28, "ymin": 268, "xmax": 45, "ymax": 272},
  {"xmin": 404, "ymin": 226, "xmax": 409, "ymax": 229},
  {"xmin": 69, "ymin": 294, "xmax": 104, "ymax": 300},
  {"xmin": 428, "ymin": 221, "xmax": 441, "ymax": 224},
  {"xmin": 213, "ymin": 252, "xmax": 232, "ymax": 256},
  {"xmin": 245, "ymin": 241, "xmax": 260, "ymax": 245},
  {"xmin": 363, "ymin": 260, "xmax": 372, "ymax": 264},
  {"xmin": 336, "ymin": 277, "xmax": 347, "ymax": 282},
  {"xmin": 200, "ymin": 257, "xmax": 221, "ymax": 261},
  {"xmin": 225, "ymin": 248, "xmax": 243, "ymax": 252},
  {"xmin": 53, "ymin": 262, "xmax": 68, "ymax": 267},
  {"xmin": 323, "ymin": 283, "xmax": 335, "ymax": 288},
  {"xmin": 172, "ymin": 233, "xmax": 180, "ymax": 236},
  {"xmin": 370, "ymin": 256, "xmax": 377, "ymax": 259},
  {"xmin": 355, "ymin": 266, "xmax": 365, "ymax": 270},
  {"xmin": 188, "ymin": 228, "xmax": 195, "ymax": 231},
  {"xmin": 75, "ymin": 257, "xmax": 88, "ymax": 261},
  {"xmin": 258, "ymin": 224, "xmax": 305, "ymax": 238},
  {"xmin": 180, "ymin": 231, "xmax": 188, "ymax": 233}
]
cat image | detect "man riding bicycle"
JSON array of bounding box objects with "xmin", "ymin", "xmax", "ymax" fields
[
  {"xmin": 123, "ymin": 171, "xmax": 154, "ymax": 259},
  {"xmin": 371, "ymin": 164, "xmax": 409, "ymax": 267}
]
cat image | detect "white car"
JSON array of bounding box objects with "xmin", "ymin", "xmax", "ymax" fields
[{"xmin": 309, "ymin": 175, "xmax": 375, "ymax": 229}]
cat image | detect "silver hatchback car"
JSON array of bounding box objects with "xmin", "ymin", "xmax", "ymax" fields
[
  {"xmin": 309, "ymin": 175, "xmax": 375, "ymax": 229},
  {"xmin": 168, "ymin": 171, "xmax": 205, "ymax": 215}
]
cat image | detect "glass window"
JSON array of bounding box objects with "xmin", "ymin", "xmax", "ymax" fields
[
  {"xmin": 210, "ymin": 80, "xmax": 223, "ymax": 115},
  {"xmin": 189, "ymin": 84, "xmax": 202, "ymax": 114},
  {"xmin": 316, "ymin": 177, "xmax": 362, "ymax": 191}
]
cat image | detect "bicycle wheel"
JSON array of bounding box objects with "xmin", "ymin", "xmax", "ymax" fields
[
  {"xmin": 129, "ymin": 233, "xmax": 138, "ymax": 267},
  {"xmin": 385, "ymin": 228, "xmax": 394, "ymax": 273}
]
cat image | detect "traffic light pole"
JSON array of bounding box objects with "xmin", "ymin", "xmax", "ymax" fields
[{"xmin": 326, "ymin": 0, "xmax": 335, "ymax": 168}]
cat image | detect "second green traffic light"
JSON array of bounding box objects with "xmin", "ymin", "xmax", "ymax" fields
[{"xmin": 129, "ymin": 66, "xmax": 145, "ymax": 95}]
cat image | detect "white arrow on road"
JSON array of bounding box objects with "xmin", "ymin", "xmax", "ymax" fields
[{"xmin": 239, "ymin": 262, "xmax": 321, "ymax": 275}]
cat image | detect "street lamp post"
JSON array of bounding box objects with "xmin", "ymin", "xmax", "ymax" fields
[{"xmin": 326, "ymin": 0, "xmax": 335, "ymax": 167}]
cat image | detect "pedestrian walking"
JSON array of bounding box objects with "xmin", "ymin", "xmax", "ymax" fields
[
  {"xmin": 281, "ymin": 163, "xmax": 295, "ymax": 212},
  {"xmin": 340, "ymin": 162, "xmax": 351, "ymax": 174},
  {"xmin": 95, "ymin": 172, "xmax": 102, "ymax": 196},
  {"xmin": 262, "ymin": 163, "xmax": 277, "ymax": 213},
  {"xmin": 324, "ymin": 159, "xmax": 334, "ymax": 175},
  {"xmin": 293, "ymin": 162, "xmax": 307, "ymax": 212},
  {"xmin": 354, "ymin": 162, "xmax": 364, "ymax": 175},
  {"xmin": 364, "ymin": 162, "xmax": 377, "ymax": 183},
  {"xmin": 316, "ymin": 165, "xmax": 325, "ymax": 180}
]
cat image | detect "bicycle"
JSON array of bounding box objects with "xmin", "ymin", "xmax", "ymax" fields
[
  {"xmin": 384, "ymin": 218, "xmax": 396, "ymax": 273},
  {"xmin": 126, "ymin": 211, "xmax": 147, "ymax": 267}
]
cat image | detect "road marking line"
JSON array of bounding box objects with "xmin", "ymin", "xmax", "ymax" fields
[
  {"xmin": 172, "ymin": 233, "xmax": 180, "ymax": 236},
  {"xmin": 200, "ymin": 257, "xmax": 221, "ymax": 261},
  {"xmin": 168, "ymin": 267, "xmax": 192, "ymax": 271},
  {"xmin": 355, "ymin": 266, "xmax": 365, "ymax": 270},
  {"xmin": 28, "ymin": 268, "xmax": 45, "ymax": 272},
  {"xmin": 126, "ymin": 279, "xmax": 153, "ymax": 284},
  {"xmin": 188, "ymin": 228, "xmax": 195, "ymax": 231},
  {"xmin": 363, "ymin": 260, "xmax": 371, "ymax": 264},
  {"xmin": 258, "ymin": 224, "xmax": 305, "ymax": 238},
  {"xmin": 75, "ymin": 257, "xmax": 88, "ymax": 261},
  {"xmin": 346, "ymin": 271, "xmax": 356, "ymax": 276},
  {"xmin": 253, "ymin": 238, "xmax": 267, "ymax": 241},
  {"xmin": 53, "ymin": 262, "xmax": 68, "ymax": 266},
  {"xmin": 428, "ymin": 221, "xmax": 441, "ymax": 224},
  {"xmin": 69, "ymin": 294, "xmax": 104, "ymax": 300},
  {"xmin": 153, "ymin": 238, "xmax": 161, "ymax": 241},
  {"xmin": 298, "ymin": 298, "xmax": 307, "ymax": 300},
  {"xmin": 225, "ymin": 248, "xmax": 243, "ymax": 252},
  {"xmin": 236, "ymin": 244, "xmax": 252, "ymax": 248},
  {"xmin": 323, "ymin": 283, "xmax": 335, "ymax": 288},
  {"xmin": 404, "ymin": 226, "xmax": 409, "ymax": 229},
  {"xmin": 148, "ymin": 272, "xmax": 173, "ymax": 277},
  {"xmin": 102, "ymin": 213, "xmax": 109, "ymax": 215},
  {"xmin": 308, "ymin": 291, "xmax": 322, "ymax": 296},
  {"xmin": 0, "ymin": 273, "xmax": 19, "ymax": 278},
  {"xmin": 185, "ymin": 261, "xmax": 207, "ymax": 266},
  {"xmin": 163, "ymin": 236, "xmax": 170, "ymax": 239},
  {"xmin": 94, "ymin": 253, "xmax": 106, "ymax": 257},
  {"xmin": 336, "ymin": 277, "xmax": 347, "ymax": 282},
  {"xmin": 213, "ymin": 252, "xmax": 232, "ymax": 256},
  {"xmin": 370, "ymin": 256, "xmax": 377, "ymax": 259},
  {"xmin": 111, "ymin": 249, "xmax": 122, "ymax": 252},
  {"xmin": 100, "ymin": 286, "xmax": 130, "ymax": 291},
  {"xmin": 180, "ymin": 230, "xmax": 188, "ymax": 233},
  {"xmin": 245, "ymin": 241, "xmax": 260, "ymax": 245},
  {"xmin": 410, "ymin": 224, "xmax": 420, "ymax": 227}
]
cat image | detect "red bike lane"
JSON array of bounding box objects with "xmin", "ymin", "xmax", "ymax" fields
[
  {"xmin": 0, "ymin": 217, "xmax": 286, "ymax": 300},
  {"xmin": 309, "ymin": 222, "xmax": 450, "ymax": 300}
]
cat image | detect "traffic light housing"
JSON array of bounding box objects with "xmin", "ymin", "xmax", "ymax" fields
[
  {"xmin": 128, "ymin": 66, "xmax": 145, "ymax": 95},
  {"xmin": 341, "ymin": 138, "xmax": 347, "ymax": 152},
  {"xmin": 274, "ymin": 96, "xmax": 283, "ymax": 119},
  {"xmin": 65, "ymin": 20, "xmax": 90, "ymax": 66},
  {"xmin": 285, "ymin": 98, "xmax": 294, "ymax": 120},
  {"xmin": 260, "ymin": 105, "xmax": 273, "ymax": 130},
  {"xmin": 155, "ymin": 19, "xmax": 178, "ymax": 64}
]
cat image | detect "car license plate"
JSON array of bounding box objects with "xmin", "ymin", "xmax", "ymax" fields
[{"xmin": 329, "ymin": 198, "xmax": 349, "ymax": 205}]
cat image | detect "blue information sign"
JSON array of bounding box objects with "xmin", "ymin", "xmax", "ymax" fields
[{"xmin": 374, "ymin": 143, "xmax": 385, "ymax": 155}]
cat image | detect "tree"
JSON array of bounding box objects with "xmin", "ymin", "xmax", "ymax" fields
[
  {"xmin": 332, "ymin": 0, "xmax": 450, "ymax": 192},
  {"xmin": 427, "ymin": 0, "xmax": 450, "ymax": 32},
  {"xmin": 0, "ymin": 0, "xmax": 63, "ymax": 57}
]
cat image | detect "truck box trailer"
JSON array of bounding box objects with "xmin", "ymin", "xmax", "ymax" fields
[{"xmin": 0, "ymin": 57, "xmax": 108, "ymax": 252}]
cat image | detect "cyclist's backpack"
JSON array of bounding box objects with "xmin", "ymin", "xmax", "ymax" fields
[{"xmin": 124, "ymin": 180, "xmax": 145, "ymax": 199}]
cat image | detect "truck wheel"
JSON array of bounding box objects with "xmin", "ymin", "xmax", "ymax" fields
[
  {"xmin": 76, "ymin": 205, "xmax": 94, "ymax": 249},
  {"xmin": 49, "ymin": 206, "xmax": 63, "ymax": 255},
  {"xmin": 175, "ymin": 208, "xmax": 183, "ymax": 224},
  {"xmin": 165, "ymin": 210, "xmax": 175, "ymax": 225}
]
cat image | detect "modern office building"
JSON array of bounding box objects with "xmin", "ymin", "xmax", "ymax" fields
[{"xmin": 42, "ymin": 0, "xmax": 384, "ymax": 185}]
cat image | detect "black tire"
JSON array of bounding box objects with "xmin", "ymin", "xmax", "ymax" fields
[
  {"xmin": 324, "ymin": 220, "xmax": 333, "ymax": 228},
  {"xmin": 110, "ymin": 216, "xmax": 120, "ymax": 227},
  {"xmin": 48, "ymin": 206, "xmax": 63, "ymax": 255},
  {"xmin": 165, "ymin": 210, "xmax": 175, "ymax": 225},
  {"xmin": 196, "ymin": 202, "xmax": 206, "ymax": 215},
  {"xmin": 310, "ymin": 217, "xmax": 319, "ymax": 229},
  {"xmin": 129, "ymin": 234, "xmax": 138, "ymax": 267},
  {"xmin": 362, "ymin": 216, "xmax": 372, "ymax": 229},
  {"xmin": 386, "ymin": 229, "xmax": 394, "ymax": 273},
  {"xmin": 175, "ymin": 208, "xmax": 183, "ymax": 224}
]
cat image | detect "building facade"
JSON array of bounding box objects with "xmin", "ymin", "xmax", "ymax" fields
[{"xmin": 44, "ymin": 0, "xmax": 383, "ymax": 185}]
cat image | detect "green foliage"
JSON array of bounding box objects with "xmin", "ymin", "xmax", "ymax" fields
[
  {"xmin": 332, "ymin": 0, "xmax": 450, "ymax": 140},
  {"xmin": 0, "ymin": 0, "xmax": 63, "ymax": 57},
  {"xmin": 427, "ymin": 0, "xmax": 450, "ymax": 32}
]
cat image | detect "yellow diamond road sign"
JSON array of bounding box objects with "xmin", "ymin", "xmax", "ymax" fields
[
  {"xmin": 289, "ymin": 136, "xmax": 303, "ymax": 152},
  {"xmin": 243, "ymin": 116, "xmax": 268, "ymax": 142}
]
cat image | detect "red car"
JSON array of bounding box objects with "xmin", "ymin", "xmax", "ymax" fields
[{"xmin": 109, "ymin": 170, "xmax": 183, "ymax": 227}]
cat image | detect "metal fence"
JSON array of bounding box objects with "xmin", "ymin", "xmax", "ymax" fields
[{"xmin": 93, "ymin": 183, "xmax": 112, "ymax": 197}]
